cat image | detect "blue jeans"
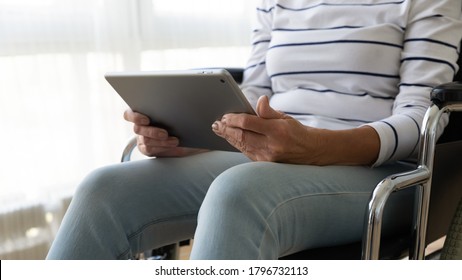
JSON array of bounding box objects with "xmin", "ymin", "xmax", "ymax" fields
[{"xmin": 46, "ymin": 151, "xmax": 415, "ymax": 259}]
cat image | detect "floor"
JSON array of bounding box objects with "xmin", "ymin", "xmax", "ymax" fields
[
  {"xmin": 424, "ymin": 236, "xmax": 446, "ymax": 259},
  {"xmin": 179, "ymin": 241, "xmax": 193, "ymax": 260}
]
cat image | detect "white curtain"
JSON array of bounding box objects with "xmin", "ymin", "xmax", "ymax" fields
[{"xmin": 0, "ymin": 0, "xmax": 256, "ymax": 259}]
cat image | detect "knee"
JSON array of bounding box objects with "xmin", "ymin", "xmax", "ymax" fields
[
  {"xmin": 200, "ymin": 162, "xmax": 272, "ymax": 217},
  {"xmin": 193, "ymin": 163, "xmax": 280, "ymax": 259},
  {"xmin": 71, "ymin": 165, "xmax": 126, "ymax": 210}
]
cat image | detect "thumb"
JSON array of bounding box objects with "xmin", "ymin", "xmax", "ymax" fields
[{"xmin": 256, "ymin": 96, "xmax": 286, "ymax": 119}]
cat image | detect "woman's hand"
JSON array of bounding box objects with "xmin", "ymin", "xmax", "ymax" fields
[
  {"xmin": 212, "ymin": 96, "xmax": 323, "ymax": 163},
  {"xmin": 212, "ymin": 96, "xmax": 380, "ymax": 166},
  {"xmin": 123, "ymin": 109, "xmax": 207, "ymax": 158}
]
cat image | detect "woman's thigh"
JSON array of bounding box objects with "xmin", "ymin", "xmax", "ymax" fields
[
  {"xmin": 47, "ymin": 151, "xmax": 250, "ymax": 259},
  {"xmin": 192, "ymin": 161, "xmax": 415, "ymax": 259}
]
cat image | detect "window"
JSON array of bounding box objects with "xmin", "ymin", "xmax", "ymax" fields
[{"xmin": 0, "ymin": 0, "xmax": 256, "ymax": 259}]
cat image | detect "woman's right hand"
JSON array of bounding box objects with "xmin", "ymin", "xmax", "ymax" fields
[{"xmin": 123, "ymin": 109, "xmax": 208, "ymax": 157}]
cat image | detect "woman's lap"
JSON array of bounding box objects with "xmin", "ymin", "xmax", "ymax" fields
[
  {"xmin": 47, "ymin": 151, "xmax": 249, "ymax": 259},
  {"xmin": 191, "ymin": 161, "xmax": 415, "ymax": 259},
  {"xmin": 47, "ymin": 151, "xmax": 415, "ymax": 259}
]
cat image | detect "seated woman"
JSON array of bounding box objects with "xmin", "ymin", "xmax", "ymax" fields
[{"xmin": 47, "ymin": 0, "xmax": 462, "ymax": 259}]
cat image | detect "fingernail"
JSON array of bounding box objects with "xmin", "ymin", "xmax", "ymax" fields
[
  {"xmin": 167, "ymin": 138, "xmax": 179, "ymax": 146},
  {"xmin": 212, "ymin": 122, "xmax": 219, "ymax": 131},
  {"xmin": 141, "ymin": 118, "xmax": 150, "ymax": 125},
  {"xmin": 157, "ymin": 130, "xmax": 168, "ymax": 139}
]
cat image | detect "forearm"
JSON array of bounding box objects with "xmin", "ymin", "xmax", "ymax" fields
[{"xmin": 310, "ymin": 125, "xmax": 380, "ymax": 166}]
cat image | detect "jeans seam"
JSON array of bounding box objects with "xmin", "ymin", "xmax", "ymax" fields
[
  {"xmin": 116, "ymin": 212, "xmax": 197, "ymax": 259},
  {"xmin": 257, "ymin": 191, "xmax": 372, "ymax": 259}
]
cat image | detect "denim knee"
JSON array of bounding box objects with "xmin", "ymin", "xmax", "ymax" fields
[
  {"xmin": 192, "ymin": 162, "xmax": 283, "ymax": 259},
  {"xmin": 72, "ymin": 165, "xmax": 125, "ymax": 210},
  {"xmin": 201, "ymin": 162, "xmax": 273, "ymax": 215}
]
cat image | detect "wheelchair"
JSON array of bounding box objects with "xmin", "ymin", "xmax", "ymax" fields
[{"xmin": 121, "ymin": 49, "xmax": 462, "ymax": 260}]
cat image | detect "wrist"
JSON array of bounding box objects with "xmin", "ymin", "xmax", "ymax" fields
[{"xmin": 317, "ymin": 126, "xmax": 380, "ymax": 166}]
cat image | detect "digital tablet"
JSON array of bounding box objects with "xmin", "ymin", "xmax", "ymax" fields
[{"xmin": 105, "ymin": 69, "xmax": 256, "ymax": 152}]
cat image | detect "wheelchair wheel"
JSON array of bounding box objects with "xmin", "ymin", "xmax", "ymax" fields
[{"xmin": 441, "ymin": 197, "xmax": 462, "ymax": 260}]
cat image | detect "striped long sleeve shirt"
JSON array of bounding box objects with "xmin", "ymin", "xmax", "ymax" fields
[{"xmin": 241, "ymin": 0, "xmax": 462, "ymax": 166}]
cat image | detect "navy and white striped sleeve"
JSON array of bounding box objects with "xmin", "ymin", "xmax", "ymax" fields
[
  {"xmin": 240, "ymin": 0, "xmax": 275, "ymax": 108},
  {"xmin": 367, "ymin": 0, "xmax": 462, "ymax": 166}
]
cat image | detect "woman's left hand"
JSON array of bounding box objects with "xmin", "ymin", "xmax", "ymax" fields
[
  {"xmin": 212, "ymin": 95, "xmax": 380, "ymax": 166},
  {"xmin": 212, "ymin": 96, "xmax": 325, "ymax": 164}
]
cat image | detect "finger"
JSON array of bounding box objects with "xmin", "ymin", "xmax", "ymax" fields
[
  {"xmin": 221, "ymin": 113, "xmax": 272, "ymax": 135},
  {"xmin": 134, "ymin": 124, "xmax": 169, "ymax": 140},
  {"xmin": 212, "ymin": 120, "xmax": 245, "ymax": 142},
  {"xmin": 138, "ymin": 137, "xmax": 203, "ymax": 158},
  {"xmin": 212, "ymin": 120, "xmax": 266, "ymax": 151},
  {"xmin": 123, "ymin": 109, "xmax": 150, "ymax": 125},
  {"xmin": 256, "ymin": 95, "xmax": 286, "ymax": 119},
  {"xmin": 222, "ymin": 98, "xmax": 293, "ymax": 134},
  {"xmin": 137, "ymin": 135, "xmax": 179, "ymax": 157},
  {"xmin": 137, "ymin": 141, "xmax": 172, "ymax": 157},
  {"xmin": 138, "ymin": 135, "xmax": 179, "ymax": 148}
]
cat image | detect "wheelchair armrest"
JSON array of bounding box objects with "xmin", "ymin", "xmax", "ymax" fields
[
  {"xmin": 224, "ymin": 68, "xmax": 244, "ymax": 84},
  {"xmin": 121, "ymin": 136, "xmax": 137, "ymax": 162},
  {"xmin": 198, "ymin": 67, "xmax": 244, "ymax": 83},
  {"xmin": 431, "ymin": 81, "xmax": 462, "ymax": 108},
  {"xmin": 431, "ymin": 82, "xmax": 462, "ymax": 143}
]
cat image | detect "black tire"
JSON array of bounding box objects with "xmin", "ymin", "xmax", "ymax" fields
[{"xmin": 441, "ymin": 197, "xmax": 462, "ymax": 260}]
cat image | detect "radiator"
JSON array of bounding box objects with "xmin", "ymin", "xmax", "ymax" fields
[{"xmin": 0, "ymin": 195, "xmax": 72, "ymax": 260}]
